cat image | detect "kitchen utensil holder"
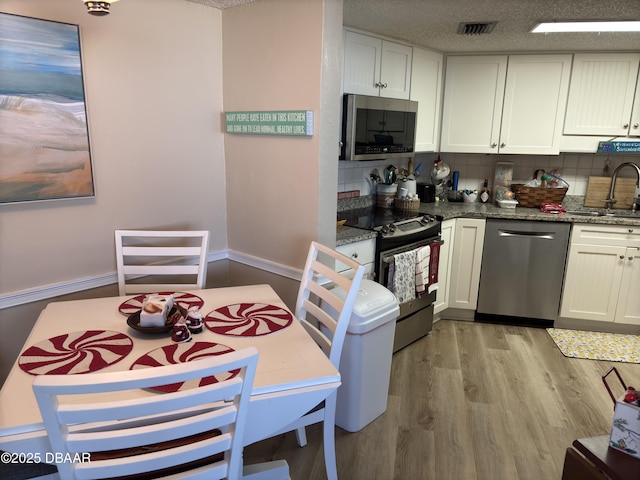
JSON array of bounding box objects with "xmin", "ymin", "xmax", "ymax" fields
[
  {"xmin": 510, "ymin": 184, "xmax": 568, "ymax": 208},
  {"xmin": 377, "ymin": 183, "xmax": 398, "ymax": 208}
]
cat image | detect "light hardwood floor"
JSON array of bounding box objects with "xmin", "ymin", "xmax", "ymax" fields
[{"xmin": 243, "ymin": 319, "xmax": 640, "ymax": 479}]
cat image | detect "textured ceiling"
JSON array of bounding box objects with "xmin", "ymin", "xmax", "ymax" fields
[
  {"xmin": 343, "ymin": 0, "xmax": 640, "ymax": 53},
  {"xmin": 188, "ymin": 0, "xmax": 640, "ymax": 53}
]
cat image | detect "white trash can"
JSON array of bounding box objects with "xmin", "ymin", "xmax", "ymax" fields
[{"xmin": 331, "ymin": 280, "xmax": 399, "ymax": 432}]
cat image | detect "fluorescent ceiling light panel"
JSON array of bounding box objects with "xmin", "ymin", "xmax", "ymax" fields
[{"xmin": 531, "ymin": 21, "xmax": 640, "ymax": 33}]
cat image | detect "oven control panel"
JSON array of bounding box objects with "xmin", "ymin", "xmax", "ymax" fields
[{"xmin": 376, "ymin": 214, "xmax": 439, "ymax": 238}]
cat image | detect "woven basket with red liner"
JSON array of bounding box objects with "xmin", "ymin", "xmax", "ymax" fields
[{"xmin": 510, "ymin": 184, "xmax": 568, "ymax": 208}]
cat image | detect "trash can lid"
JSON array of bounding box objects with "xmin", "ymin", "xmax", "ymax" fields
[{"xmin": 333, "ymin": 280, "xmax": 399, "ymax": 334}]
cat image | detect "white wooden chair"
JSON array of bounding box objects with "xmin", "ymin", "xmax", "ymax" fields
[
  {"xmin": 270, "ymin": 241, "xmax": 365, "ymax": 480},
  {"xmin": 115, "ymin": 230, "xmax": 210, "ymax": 296},
  {"xmin": 32, "ymin": 347, "xmax": 289, "ymax": 480}
]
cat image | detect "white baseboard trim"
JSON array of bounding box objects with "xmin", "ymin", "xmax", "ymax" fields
[
  {"xmin": 0, "ymin": 273, "xmax": 118, "ymax": 310},
  {"xmin": 0, "ymin": 249, "xmax": 300, "ymax": 309},
  {"xmin": 227, "ymin": 249, "xmax": 303, "ymax": 281}
]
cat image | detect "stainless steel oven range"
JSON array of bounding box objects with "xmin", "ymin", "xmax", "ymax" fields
[{"xmin": 342, "ymin": 207, "xmax": 442, "ymax": 352}]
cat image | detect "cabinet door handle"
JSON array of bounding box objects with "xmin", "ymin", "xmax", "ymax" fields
[
  {"xmin": 629, "ymin": 256, "xmax": 634, "ymax": 261},
  {"xmin": 620, "ymin": 255, "xmax": 625, "ymax": 259},
  {"xmin": 491, "ymin": 143, "xmax": 497, "ymax": 148},
  {"xmin": 500, "ymin": 142, "xmax": 506, "ymax": 148},
  {"xmin": 381, "ymin": 82, "xmax": 387, "ymax": 88},
  {"xmin": 629, "ymin": 228, "xmax": 634, "ymax": 233},
  {"xmin": 633, "ymin": 123, "xmax": 639, "ymax": 129},
  {"xmin": 351, "ymin": 252, "xmax": 358, "ymax": 258},
  {"xmin": 623, "ymin": 123, "xmax": 629, "ymax": 129}
]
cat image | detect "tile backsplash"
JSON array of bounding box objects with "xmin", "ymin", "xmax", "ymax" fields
[{"xmin": 338, "ymin": 152, "xmax": 640, "ymax": 197}]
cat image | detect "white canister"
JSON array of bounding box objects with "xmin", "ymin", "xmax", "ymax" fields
[{"xmin": 397, "ymin": 178, "xmax": 416, "ymax": 197}]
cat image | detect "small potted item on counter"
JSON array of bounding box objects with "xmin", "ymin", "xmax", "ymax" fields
[{"xmin": 463, "ymin": 190, "xmax": 478, "ymax": 203}]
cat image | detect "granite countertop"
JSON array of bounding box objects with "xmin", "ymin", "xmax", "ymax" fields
[
  {"xmin": 336, "ymin": 195, "xmax": 640, "ymax": 246},
  {"xmin": 336, "ymin": 225, "xmax": 378, "ymax": 246}
]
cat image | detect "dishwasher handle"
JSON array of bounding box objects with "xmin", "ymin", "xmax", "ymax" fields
[{"xmin": 498, "ymin": 229, "xmax": 555, "ymax": 240}]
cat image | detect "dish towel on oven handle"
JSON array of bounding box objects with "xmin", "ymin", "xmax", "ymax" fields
[
  {"xmin": 387, "ymin": 249, "xmax": 417, "ymax": 303},
  {"xmin": 415, "ymin": 241, "xmax": 441, "ymax": 296},
  {"xmin": 415, "ymin": 245, "xmax": 430, "ymax": 296}
]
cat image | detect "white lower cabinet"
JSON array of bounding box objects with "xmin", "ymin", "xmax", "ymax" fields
[
  {"xmin": 335, "ymin": 238, "xmax": 376, "ymax": 279},
  {"xmin": 616, "ymin": 246, "xmax": 640, "ymax": 324},
  {"xmin": 434, "ymin": 219, "xmax": 455, "ymax": 314},
  {"xmin": 560, "ymin": 225, "xmax": 640, "ymax": 325},
  {"xmin": 448, "ymin": 218, "xmax": 485, "ymax": 310}
]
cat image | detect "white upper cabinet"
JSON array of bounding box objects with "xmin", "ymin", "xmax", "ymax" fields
[
  {"xmin": 410, "ymin": 48, "xmax": 443, "ymax": 152},
  {"xmin": 440, "ymin": 55, "xmax": 507, "ymax": 153},
  {"xmin": 564, "ymin": 53, "xmax": 640, "ymax": 137},
  {"xmin": 343, "ymin": 30, "xmax": 412, "ymax": 100},
  {"xmin": 440, "ymin": 54, "xmax": 572, "ymax": 154}
]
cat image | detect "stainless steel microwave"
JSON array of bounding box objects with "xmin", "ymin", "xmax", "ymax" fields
[{"xmin": 340, "ymin": 94, "xmax": 418, "ymax": 161}]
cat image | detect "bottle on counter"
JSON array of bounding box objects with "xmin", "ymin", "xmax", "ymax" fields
[{"xmin": 480, "ymin": 178, "xmax": 490, "ymax": 203}]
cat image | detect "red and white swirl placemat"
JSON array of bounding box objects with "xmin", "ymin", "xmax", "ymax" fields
[
  {"xmin": 129, "ymin": 342, "xmax": 238, "ymax": 393},
  {"xmin": 118, "ymin": 292, "xmax": 204, "ymax": 316},
  {"xmin": 204, "ymin": 303, "xmax": 293, "ymax": 337},
  {"xmin": 19, "ymin": 330, "xmax": 133, "ymax": 376}
]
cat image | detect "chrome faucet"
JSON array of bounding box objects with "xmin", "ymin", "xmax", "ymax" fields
[{"xmin": 605, "ymin": 162, "xmax": 640, "ymax": 210}]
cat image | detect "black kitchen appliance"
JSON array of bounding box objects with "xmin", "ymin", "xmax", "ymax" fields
[
  {"xmin": 340, "ymin": 205, "xmax": 442, "ymax": 351},
  {"xmin": 417, "ymin": 183, "xmax": 436, "ymax": 203}
]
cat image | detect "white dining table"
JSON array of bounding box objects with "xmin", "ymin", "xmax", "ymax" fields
[{"xmin": 0, "ymin": 284, "xmax": 340, "ymax": 462}]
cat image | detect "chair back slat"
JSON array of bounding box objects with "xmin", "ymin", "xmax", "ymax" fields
[
  {"xmin": 121, "ymin": 246, "xmax": 205, "ymax": 257},
  {"xmin": 57, "ymin": 379, "xmax": 240, "ymax": 425},
  {"xmin": 115, "ymin": 230, "xmax": 209, "ymax": 296},
  {"xmin": 33, "ymin": 347, "xmax": 258, "ymax": 480},
  {"xmin": 295, "ymin": 241, "xmax": 365, "ymax": 369},
  {"xmin": 67, "ymin": 407, "xmax": 235, "ymax": 453}
]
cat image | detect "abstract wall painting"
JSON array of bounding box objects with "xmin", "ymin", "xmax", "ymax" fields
[{"xmin": 0, "ymin": 13, "xmax": 95, "ymax": 204}]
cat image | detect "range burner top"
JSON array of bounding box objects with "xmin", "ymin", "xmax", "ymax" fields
[{"xmin": 339, "ymin": 206, "xmax": 440, "ymax": 239}]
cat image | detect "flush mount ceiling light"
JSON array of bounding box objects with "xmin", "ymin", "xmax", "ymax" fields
[
  {"xmin": 83, "ymin": 0, "xmax": 120, "ymax": 16},
  {"xmin": 531, "ymin": 21, "xmax": 640, "ymax": 33}
]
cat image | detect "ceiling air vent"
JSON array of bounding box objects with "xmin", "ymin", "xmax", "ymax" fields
[{"xmin": 457, "ymin": 21, "xmax": 497, "ymax": 36}]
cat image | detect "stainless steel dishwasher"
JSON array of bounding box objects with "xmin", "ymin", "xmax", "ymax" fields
[{"xmin": 476, "ymin": 219, "xmax": 570, "ymax": 326}]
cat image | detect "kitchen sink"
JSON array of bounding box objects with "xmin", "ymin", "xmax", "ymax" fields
[{"xmin": 566, "ymin": 210, "xmax": 640, "ymax": 219}]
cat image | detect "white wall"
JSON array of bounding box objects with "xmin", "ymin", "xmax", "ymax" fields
[
  {"xmin": 222, "ymin": 0, "xmax": 342, "ymax": 269},
  {"xmin": 0, "ymin": 0, "xmax": 227, "ymax": 297}
]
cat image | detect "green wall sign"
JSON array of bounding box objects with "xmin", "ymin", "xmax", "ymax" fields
[
  {"xmin": 597, "ymin": 141, "xmax": 640, "ymax": 153},
  {"xmin": 225, "ymin": 110, "xmax": 314, "ymax": 136}
]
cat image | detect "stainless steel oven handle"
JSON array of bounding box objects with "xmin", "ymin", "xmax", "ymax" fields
[{"xmin": 382, "ymin": 238, "xmax": 444, "ymax": 264}]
